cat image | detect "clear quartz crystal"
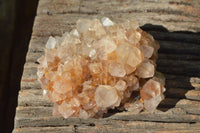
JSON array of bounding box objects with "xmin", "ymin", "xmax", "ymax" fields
[
  {"xmin": 46, "ymin": 36, "xmax": 56, "ymax": 49},
  {"xmin": 135, "ymin": 59, "xmax": 155, "ymax": 78},
  {"xmin": 124, "ymin": 100, "xmax": 143, "ymax": 114},
  {"xmin": 108, "ymin": 62, "xmax": 126, "ymax": 77},
  {"xmin": 101, "ymin": 17, "xmax": 114, "ymax": 26},
  {"xmin": 115, "ymin": 80, "xmax": 127, "ymax": 91},
  {"xmin": 43, "ymin": 89, "xmax": 47, "ymax": 96},
  {"xmin": 37, "ymin": 18, "xmax": 165, "ymax": 119},
  {"xmin": 95, "ymin": 85, "xmax": 119, "ymax": 108}
]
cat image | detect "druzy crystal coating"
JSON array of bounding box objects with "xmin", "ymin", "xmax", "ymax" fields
[{"xmin": 37, "ymin": 18, "xmax": 165, "ymax": 119}]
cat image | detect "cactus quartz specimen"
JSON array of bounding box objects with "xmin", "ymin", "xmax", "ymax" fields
[{"xmin": 37, "ymin": 18, "xmax": 166, "ymax": 119}]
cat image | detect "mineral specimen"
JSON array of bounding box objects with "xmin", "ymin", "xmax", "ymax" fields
[{"xmin": 37, "ymin": 17, "xmax": 166, "ymax": 119}]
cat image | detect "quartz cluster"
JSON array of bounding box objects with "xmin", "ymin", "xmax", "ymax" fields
[{"xmin": 37, "ymin": 18, "xmax": 166, "ymax": 119}]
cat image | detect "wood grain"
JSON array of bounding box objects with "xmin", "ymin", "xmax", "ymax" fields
[{"xmin": 14, "ymin": 0, "xmax": 200, "ymax": 132}]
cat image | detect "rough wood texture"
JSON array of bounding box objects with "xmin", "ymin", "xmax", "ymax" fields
[{"xmin": 14, "ymin": 0, "xmax": 200, "ymax": 132}]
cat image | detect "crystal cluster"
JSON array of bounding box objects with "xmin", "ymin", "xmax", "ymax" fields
[{"xmin": 37, "ymin": 18, "xmax": 166, "ymax": 119}]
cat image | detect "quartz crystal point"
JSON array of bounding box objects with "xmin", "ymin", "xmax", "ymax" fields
[{"xmin": 37, "ymin": 18, "xmax": 166, "ymax": 119}]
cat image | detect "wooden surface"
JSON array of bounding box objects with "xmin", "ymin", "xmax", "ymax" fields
[
  {"xmin": 13, "ymin": 0, "xmax": 200, "ymax": 132},
  {"xmin": 0, "ymin": 1, "xmax": 38, "ymax": 133}
]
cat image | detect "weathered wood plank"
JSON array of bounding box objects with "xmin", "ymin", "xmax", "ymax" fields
[
  {"xmin": 18, "ymin": 89, "xmax": 52, "ymax": 107},
  {"xmin": 15, "ymin": 105, "xmax": 200, "ymax": 120},
  {"xmin": 13, "ymin": 127, "xmax": 200, "ymax": 133},
  {"xmin": 158, "ymin": 41, "xmax": 200, "ymax": 56},
  {"xmin": 21, "ymin": 80, "xmax": 40, "ymax": 89},
  {"xmin": 166, "ymin": 88, "xmax": 200, "ymax": 101},
  {"xmin": 14, "ymin": 0, "xmax": 200, "ymax": 132},
  {"xmin": 158, "ymin": 54, "xmax": 200, "ymax": 61},
  {"xmin": 32, "ymin": 14, "xmax": 200, "ymax": 37},
  {"xmin": 148, "ymin": 31, "xmax": 200, "ymax": 44},
  {"xmin": 157, "ymin": 60, "xmax": 200, "ymax": 77},
  {"xmin": 190, "ymin": 77, "xmax": 200, "ymax": 90},
  {"xmin": 13, "ymin": 121, "xmax": 200, "ymax": 133},
  {"xmin": 164, "ymin": 76, "xmax": 197, "ymax": 89},
  {"xmin": 75, "ymin": 122, "xmax": 200, "ymax": 133},
  {"xmin": 37, "ymin": 0, "xmax": 81, "ymax": 15},
  {"xmin": 13, "ymin": 126, "xmax": 73, "ymax": 133},
  {"xmin": 14, "ymin": 108, "xmax": 200, "ymax": 128},
  {"xmin": 180, "ymin": 90, "xmax": 200, "ymax": 101},
  {"xmin": 164, "ymin": 74, "xmax": 200, "ymax": 89},
  {"xmin": 110, "ymin": 110, "xmax": 200, "ymax": 122},
  {"xmin": 37, "ymin": 0, "xmax": 200, "ymax": 18},
  {"xmin": 80, "ymin": 0, "xmax": 200, "ymax": 17},
  {"xmin": 16, "ymin": 106, "xmax": 53, "ymax": 118},
  {"xmin": 76, "ymin": 128, "xmax": 200, "ymax": 133}
]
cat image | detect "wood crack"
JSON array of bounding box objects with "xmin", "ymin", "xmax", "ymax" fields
[{"xmin": 13, "ymin": 0, "xmax": 200, "ymax": 132}]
